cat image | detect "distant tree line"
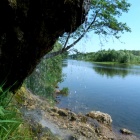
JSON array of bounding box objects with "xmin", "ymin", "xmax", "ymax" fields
[{"xmin": 69, "ymin": 49, "xmax": 140, "ymax": 63}]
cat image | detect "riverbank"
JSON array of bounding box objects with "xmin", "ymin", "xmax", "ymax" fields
[
  {"xmin": 15, "ymin": 87, "xmax": 139, "ymax": 140},
  {"xmin": 73, "ymin": 59, "xmax": 140, "ymax": 66}
]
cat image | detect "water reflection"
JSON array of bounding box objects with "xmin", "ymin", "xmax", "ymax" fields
[
  {"xmin": 93, "ymin": 63, "xmax": 140, "ymax": 78},
  {"xmin": 62, "ymin": 59, "xmax": 68, "ymax": 67}
]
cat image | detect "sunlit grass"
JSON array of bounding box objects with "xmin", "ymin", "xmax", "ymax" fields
[{"xmin": 0, "ymin": 85, "xmax": 33, "ymax": 140}]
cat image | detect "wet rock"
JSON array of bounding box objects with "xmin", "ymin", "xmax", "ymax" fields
[
  {"xmin": 86, "ymin": 111, "xmax": 112, "ymax": 126},
  {"xmin": 77, "ymin": 123, "xmax": 95, "ymax": 138},
  {"xmin": 80, "ymin": 116, "xmax": 88, "ymax": 123},
  {"xmin": 58, "ymin": 109, "xmax": 68, "ymax": 117},
  {"xmin": 103, "ymin": 136, "xmax": 108, "ymax": 139},
  {"xmin": 65, "ymin": 135, "xmax": 78, "ymax": 140},
  {"xmin": 50, "ymin": 112, "xmax": 59, "ymax": 117},
  {"xmin": 68, "ymin": 111, "xmax": 77, "ymax": 121},
  {"xmin": 120, "ymin": 128, "xmax": 132, "ymax": 135},
  {"xmin": 50, "ymin": 107, "xmax": 59, "ymax": 113},
  {"xmin": 95, "ymin": 128, "xmax": 101, "ymax": 134}
]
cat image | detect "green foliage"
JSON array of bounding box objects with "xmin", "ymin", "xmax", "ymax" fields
[
  {"xmin": 89, "ymin": 0, "xmax": 131, "ymax": 38},
  {"xmin": 70, "ymin": 49, "xmax": 140, "ymax": 64},
  {"xmin": 25, "ymin": 42, "xmax": 64, "ymax": 99},
  {"xmin": 60, "ymin": 87, "xmax": 69, "ymax": 96},
  {"xmin": 59, "ymin": 0, "xmax": 131, "ymax": 55},
  {"xmin": 0, "ymin": 87, "xmax": 28, "ymax": 140},
  {"xmin": 61, "ymin": 51, "xmax": 69, "ymax": 59},
  {"xmin": 0, "ymin": 105, "xmax": 21, "ymax": 140}
]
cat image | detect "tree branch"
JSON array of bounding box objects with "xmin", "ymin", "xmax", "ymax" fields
[
  {"xmin": 62, "ymin": 32, "xmax": 70, "ymax": 50},
  {"xmin": 44, "ymin": 11, "xmax": 99, "ymax": 59}
]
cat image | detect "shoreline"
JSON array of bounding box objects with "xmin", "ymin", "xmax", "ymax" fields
[
  {"xmin": 55, "ymin": 88, "xmax": 140, "ymax": 138},
  {"xmin": 15, "ymin": 87, "xmax": 140, "ymax": 140}
]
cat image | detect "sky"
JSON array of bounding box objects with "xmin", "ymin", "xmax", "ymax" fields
[{"xmin": 73, "ymin": 0, "xmax": 140, "ymax": 53}]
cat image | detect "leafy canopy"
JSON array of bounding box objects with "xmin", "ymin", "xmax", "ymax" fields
[
  {"xmin": 71, "ymin": 0, "xmax": 131, "ymax": 40},
  {"xmin": 89, "ymin": 0, "xmax": 131, "ymax": 38}
]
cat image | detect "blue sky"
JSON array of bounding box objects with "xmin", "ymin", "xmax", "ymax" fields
[{"xmin": 73, "ymin": 0, "xmax": 140, "ymax": 52}]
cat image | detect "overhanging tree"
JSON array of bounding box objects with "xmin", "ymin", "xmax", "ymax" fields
[{"xmin": 45, "ymin": 0, "xmax": 131, "ymax": 58}]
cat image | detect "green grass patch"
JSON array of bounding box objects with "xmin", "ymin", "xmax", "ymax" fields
[{"xmin": 0, "ymin": 86, "xmax": 33, "ymax": 140}]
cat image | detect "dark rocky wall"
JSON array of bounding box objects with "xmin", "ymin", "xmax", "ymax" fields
[{"xmin": 0, "ymin": 0, "xmax": 88, "ymax": 92}]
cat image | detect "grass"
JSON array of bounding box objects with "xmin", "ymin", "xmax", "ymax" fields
[{"xmin": 0, "ymin": 85, "xmax": 33, "ymax": 140}]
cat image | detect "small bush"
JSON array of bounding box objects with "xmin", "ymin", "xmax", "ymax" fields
[{"xmin": 60, "ymin": 87, "xmax": 69, "ymax": 96}]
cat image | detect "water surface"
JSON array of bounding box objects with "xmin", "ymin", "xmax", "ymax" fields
[{"xmin": 58, "ymin": 59, "xmax": 140, "ymax": 137}]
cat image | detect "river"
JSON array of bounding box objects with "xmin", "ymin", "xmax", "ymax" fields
[{"xmin": 57, "ymin": 59, "xmax": 140, "ymax": 137}]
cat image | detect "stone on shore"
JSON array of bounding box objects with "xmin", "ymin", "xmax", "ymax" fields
[
  {"xmin": 86, "ymin": 111, "xmax": 112, "ymax": 126},
  {"xmin": 120, "ymin": 128, "xmax": 133, "ymax": 135},
  {"xmin": 58, "ymin": 109, "xmax": 68, "ymax": 117}
]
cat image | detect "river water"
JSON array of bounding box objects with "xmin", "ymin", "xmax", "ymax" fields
[{"xmin": 58, "ymin": 59, "xmax": 140, "ymax": 137}]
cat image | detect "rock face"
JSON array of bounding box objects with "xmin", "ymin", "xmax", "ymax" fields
[
  {"xmin": 86, "ymin": 111, "xmax": 113, "ymax": 126},
  {"xmin": 120, "ymin": 128, "xmax": 133, "ymax": 135},
  {"xmin": 0, "ymin": 0, "xmax": 89, "ymax": 92}
]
